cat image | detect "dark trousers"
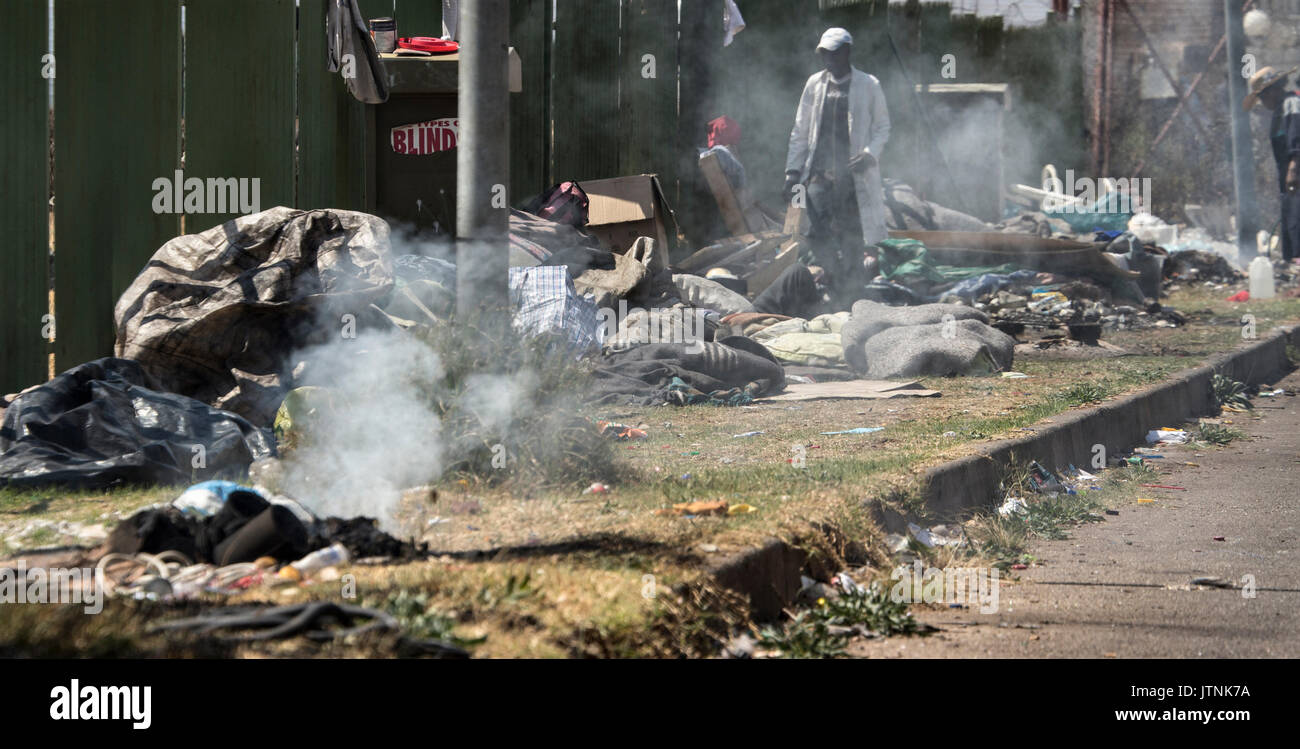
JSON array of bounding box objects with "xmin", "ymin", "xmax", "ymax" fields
[
  {"xmin": 1282, "ymin": 191, "xmax": 1300, "ymax": 261},
  {"xmin": 804, "ymin": 175, "xmax": 868, "ymax": 305},
  {"xmin": 752, "ymin": 263, "xmax": 820, "ymax": 319}
]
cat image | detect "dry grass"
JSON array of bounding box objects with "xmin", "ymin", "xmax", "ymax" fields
[{"xmin": 3, "ymin": 287, "xmax": 1297, "ymax": 657}]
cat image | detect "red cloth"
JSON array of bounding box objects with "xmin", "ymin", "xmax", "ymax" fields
[
  {"xmin": 1226, "ymin": 290, "xmax": 1250, "ymax": 302},
  {"xmin": 707, "ymin": 116, "xmax": 741, "ymax": 148}
]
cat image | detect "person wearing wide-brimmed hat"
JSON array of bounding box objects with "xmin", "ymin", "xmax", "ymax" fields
[
  {"xmin": 1244, "ymin": 65, "xmax": 1300, "ymax": 262},
  {"xmin": 784, "ymin": 27, "xmax": 891, "ymax": 307}
]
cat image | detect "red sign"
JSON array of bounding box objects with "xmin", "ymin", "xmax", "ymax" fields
[{"xmin": 391, "ymin": 118, "xmax": 459, "ymax": 155}]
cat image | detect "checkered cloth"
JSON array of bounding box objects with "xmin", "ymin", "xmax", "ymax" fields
[{"xmin": 508, "ymin": 266, "xmax": 601, "ymax": 354}]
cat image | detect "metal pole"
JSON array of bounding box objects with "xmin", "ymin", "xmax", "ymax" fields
[
  {"xmin": 456, "ymin": 0, "xmax": 511, "ymax": 320},
  {"xmin": 1225, "ymin": 0, "xmax": 1259, "ymax": 261}
]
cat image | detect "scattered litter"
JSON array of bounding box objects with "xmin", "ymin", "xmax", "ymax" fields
[
  {"xmin": 907, "ymin": 522, "xmax": 963, "ymax": 548},
  {"xmin": 1258, "ymin": 388, "xmax": 1285, "ymax": 397},
  {"xmin": 727, "ymin": 503, "xmax": 757, "ymax": 515},
  {"xmin": 819, "ymin": 427, "xmax": 884, "ymax": 435},
  {"xmin": 582, "ymin": 482, "xmax": 609, "ymax": 495},
  {"xmin": 884, "ymin": 533, "xmax": 910, "ymax": 554},
  {"xmin": 1212, "ymin": 535, "xmax": 1226, "ymax": 542},
  {"xmin": 1104, "ymin": 509, "xmax": 1119, "ymax": 516},
  {"xmin": 1190, "ymin": 576, "xmax": 1234, "ymax": 588},
  {"xmin": 655, "ymin": 500, "xmax": 728, "ymax": 517},
  {"xmin": 1010, "ymin": 563, "xmax": 1028, "ymax": 570},
  {"xmin": 1136, "ymin": 498, "xmax": 1156, "ymax": 504},
  {"xmin": 598, "ymin": 421, "xmax": 648, "ymax": 440},
  {"xmin": 1000, "ymin": 371, "xmax": 1029, "ymax": 379},
  {"xmin": 1146, "ymin": 429, "xmax": 1189, "ymax": 445},
  {"xmin": 732, "ymin": 431, "xmax": 764, "ymax": 438},
  {"xmin": 1070, "ymin": 467, "xmax": 1099, "ymax": 481},
  {"xmin": 286, "ymin": 543, "xmax": 349, "ymax": 578},
  {"xmin": 1026, "ymin": 462, "xmax": 1069, "ymax": 494},
  {"xmin": 997, "ymin": 497, "xmax": 1028, "ymax": 517},
  {"xmin": 1140, "ymin": 484, "xmax": 1185, "ymax": 491},
  {"xmin": 831, "ymin": 571, "xmax": 865, "ymax": 595},
  {"xmin": 1226, "ymin": 290, "xmax": 1249, "ymax": 302}
]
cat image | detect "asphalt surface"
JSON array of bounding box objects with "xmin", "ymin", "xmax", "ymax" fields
[{"xmin": 851, "ymin": 368, "xmax": 1300, "ymax": 658}]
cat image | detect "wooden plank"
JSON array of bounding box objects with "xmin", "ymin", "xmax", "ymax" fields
[
  {"xmin": 716, "ymin": 232, "xmax": 783, "ymax": 267},
  {"xmin": 54, "ymin": 0, "xmax": 181, "ymax": 369},
  {"xmin": 184, "ymin": 0, "xmax": 295, "ymax": 233},
  {"xmin": 887, "ymin": 230, "xmax": 1140, "ymax": 280},
  {"xmin": 298, "ymin": 0, "xmax": 365, "ymax": 211},
  {"xmin": 742, "ymin": 239, "xmax": 799, "ymax": 296},
  {"xmin": 551, "ymin": 0, "xmax": 622, "ymax": 182},
  {"xmin": 674, "ymin": 238, "xmax": 749, "ymax": 274},
  {"xmin": 393, "ymin": 0, "xmax": 444, "ymax": 38},
  {"xmin": 698, "ymin": 151, "xmax": 749, "ymax": 236},
  {"xmin": 509, "ymin": 0, "xmax": 550, "ymax": 202},
  {"xmin": 783, "ymin": 204, "xmax": 807, "ymax": 239},
  {"xmin": 0, "ymin": 0, "xmax": 51, "ymax": 391}
]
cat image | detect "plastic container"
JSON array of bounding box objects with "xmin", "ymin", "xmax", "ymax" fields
[
  {"xmin": 1249, "ymin": 256, "xmax": 1275, "ymax": 300},
  {"xmin": 290, "ymin": 544, "xmax": 350, "ymax": 577}
]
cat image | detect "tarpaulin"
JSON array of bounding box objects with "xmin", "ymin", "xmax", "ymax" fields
[
  {"xmin": 0, "ymin": 358, "xmax": 273, "ymax": 489},
  {"xmin": 114, "ymin": 207, "xmax": 395, "ymax": 426}
]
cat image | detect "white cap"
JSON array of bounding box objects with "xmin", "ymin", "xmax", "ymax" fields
[{"xmin": 817, "ymin": 27, "xmax": 852, "ymax": 51}]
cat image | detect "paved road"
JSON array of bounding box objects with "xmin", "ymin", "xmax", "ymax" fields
[{"xmin": 852, "ymin": 369, "xmax": 1300, "ymax": 658}]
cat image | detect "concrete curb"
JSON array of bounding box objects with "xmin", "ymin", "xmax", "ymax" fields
[{"xmin": 711, "ymin": 325, "xmax": 1299, "ymax": 619}]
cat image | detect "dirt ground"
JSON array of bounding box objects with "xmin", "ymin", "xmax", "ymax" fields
[
  {"xmin": 2, "ymin": 285, "xmax": 1299, "ymax": 657},
  {"xmin": 848, "ymin": 367, "xmax": 1300, "ymax": 658}
]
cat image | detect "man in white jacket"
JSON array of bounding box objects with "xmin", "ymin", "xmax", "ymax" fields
[{"xmin": 784, "ymin": 27, "xmax": 891, "ymax": 306}]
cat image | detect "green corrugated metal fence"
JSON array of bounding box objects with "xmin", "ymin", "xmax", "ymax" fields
[
  {"xmin": 0, "ymin": 0, "xmax": 1085, "ymax": 393},
  {"xmin": 53, "ymin": 0, "xmax": 182, "ymax": 372},
  {"xmin": 184, "ymin": 0, "xmax": 296, "ymax": 233},
  {"xmin": 0, "ymin": 0, "xmax": 51, "ymax": 394}
]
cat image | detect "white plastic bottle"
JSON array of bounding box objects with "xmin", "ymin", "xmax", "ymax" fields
[
  {"xmin": 290, "ymin": 544, "xmax": 350, "ymax": 576},
  {"xmin": 1249, "ymin": 255, "xmax": 1275, "ymax": 300}
]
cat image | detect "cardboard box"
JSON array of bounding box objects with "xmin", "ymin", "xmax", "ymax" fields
[{"xmin": 578, "ymin": 175, "xmax": 676, "ymax": 256}]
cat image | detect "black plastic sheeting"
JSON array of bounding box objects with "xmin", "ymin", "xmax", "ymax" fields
[{"xmin": 0, "ymin": 358, "xmax": 273, "ymax": 489}]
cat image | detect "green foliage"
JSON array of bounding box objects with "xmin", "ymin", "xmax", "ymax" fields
[
  {"xmin": 1211, "ymin": 374, "xmax": 1252, "ymax": 410},
  {"xmin": 413, "ymin": 316, "xmax": 617, "ymax": 487},
  {"xmin": 476, "ymin": 573, "xmax": 537, "ymax": 607},
  {"xmin": 819, "ymin": 581, "xmax": 919, "ymax": 636},
  {"xmin": 1196, "ymin": 422, "xmax": 1244, "ymax": 446},
  {"xmin": 1055, "ymin": 382, "xmax": 1111, "ymax": 407},
  {"xmin": 758, "ymin": 611, "xmax": 847, "ymax": 659},
  {"xmin": 374, "ymin": 590, "xmax": 486, "ymax": 649},
  {"xmin": 1017, "ymin": 494, "xmax": 1105, "ymax": 540},
  {"xmin": 758, "ymin": 582, "xmax": 919, "ymax": 658}
]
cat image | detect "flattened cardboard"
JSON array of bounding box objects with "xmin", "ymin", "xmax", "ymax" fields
[{"xmin": 758, "ymin": 380, "xmax": 941, "ymax": 402}]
